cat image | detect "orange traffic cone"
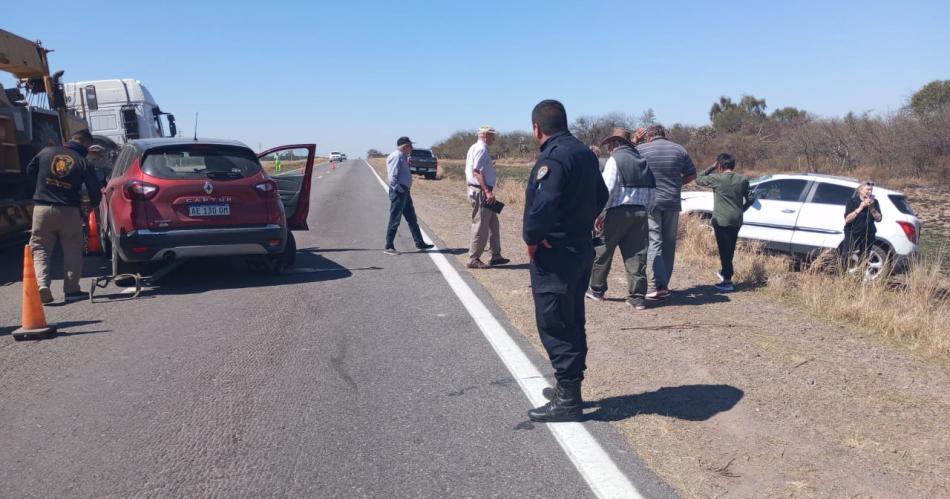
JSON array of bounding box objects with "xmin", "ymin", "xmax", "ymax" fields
[
  {"xmin": 86, "ymin": 210, "xmax": 103, "ymax": 254},
  {"xmin": 12, "ymin": 245, "xmax": 56, "ymax": 341}
]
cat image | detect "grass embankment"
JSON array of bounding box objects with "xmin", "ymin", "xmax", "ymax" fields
[
  {"xmin": 677, "ymin": 215, "xmax": 949, "ymax": 359},
  {"xmin": 437, "ymin": 156, "xmax": 949, "ymax": 359}
]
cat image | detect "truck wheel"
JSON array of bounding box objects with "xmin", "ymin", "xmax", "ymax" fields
[{"xmin": 425, "ymin": 172, "xmax": 437, "ymax": 180}]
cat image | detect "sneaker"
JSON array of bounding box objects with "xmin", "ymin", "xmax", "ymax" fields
[
  {"xmin": 627, "ymin": 298, "xmax": 647, "ymax": 310},
  {"xmin": 585, "ymin": 288, "xmax": 604, "ymax": 302},
  {"xmin": 646, "ymin": 289, "xmax": 670, "ymax": 301},
  {"xmin": 489, "ymin": 256, "xmax": 510, "ymax": 266},
  {"xmin": 383, "ymin": 247, "xmax": 399, "ymax": 256},
  {"xmin": 38, "ymin": 287, "xmax": 54, "ymax": 304},
  {"xmin": 714, "ymin": 281, "xmax": 735, "ymax": 292},
  {"xmin": 416, "ymin": 242, "xmax": 435, "ymax": 250},
  {"xmin": 467, "ymin": 258, "xmax": 490, "ymax": 269}
]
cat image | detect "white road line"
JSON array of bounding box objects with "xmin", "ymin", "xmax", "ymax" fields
[
  {"xmin": 362, "ymin": 160, "xmax": 642, "ymax": 499},
  {"xmin": 120, "ymin": 287, "xmax": 138, "ymax": 294}
]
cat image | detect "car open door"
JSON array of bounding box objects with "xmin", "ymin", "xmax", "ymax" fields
[{"xmin": 258, "ymin": 144, "xmax": 316, "ymax": 231}]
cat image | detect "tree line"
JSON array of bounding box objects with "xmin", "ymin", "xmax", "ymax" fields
[{"xmin": 424, "ymin": 80, "xmax": 950, "ymax": 181}]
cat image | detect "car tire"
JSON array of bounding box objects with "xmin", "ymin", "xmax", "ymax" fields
[
  {"xmin": 425, "ymin": 172, "xmax": 437, "ymax": 180},
  {"xmin": 270, "ymin": 231, "xmax": 297, "ymax": 273},
  {"xmin": 864, "ymin": 242, "xmax": 892, "ymax": 281}
]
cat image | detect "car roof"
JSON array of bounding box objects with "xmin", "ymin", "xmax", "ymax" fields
[
  {"xmin": 753, "ymin": 173, "xmax": 902, "ymax": 195},
  {"xmin": 131, "ymin": 137, "xmax": 252, "ymax": 150}
]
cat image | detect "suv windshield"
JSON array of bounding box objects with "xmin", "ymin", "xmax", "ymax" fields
[
  {"xmin": 411, "ymin": 149, "xmax": 433, "ymax": 158},
  {"xmin": 142, "ymin": 145, "xmax": 262, "ymax": 180}
]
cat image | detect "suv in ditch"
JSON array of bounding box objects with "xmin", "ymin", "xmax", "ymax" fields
[
  {"xmin": 96, "ymin": 138, "xmax": 315, "ymax": 275},
  {"xmin": 408, "ymin": 148, "xmax": 438, "ymax": 179},
  {"xmin": 681, "ymin": 173, "xmax": 921, "ymax": 279}
]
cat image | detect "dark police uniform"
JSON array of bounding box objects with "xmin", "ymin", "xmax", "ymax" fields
[
  {"xmin": 25, "ymin": 141, "xmax": 101, "ymax": 299},
  {"xmin": 523, "ymin": 130, "xmax": 608, "ymax": 389}
]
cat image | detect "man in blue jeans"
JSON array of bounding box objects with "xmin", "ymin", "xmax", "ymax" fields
[
  {"xmin": 637, "ymin": 125, "xmax": 696, "ymax": 299},
  {"xmin": 384, "ymin": 136, "xmax": 434, "ymax": 254}
]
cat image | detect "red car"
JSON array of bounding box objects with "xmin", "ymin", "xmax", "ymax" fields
[{"xmin": 96, "ymin": 138, "xmax": 315, "ymax": 275}]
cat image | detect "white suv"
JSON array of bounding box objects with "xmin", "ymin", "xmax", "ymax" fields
[
  {"xmin": 329, "ymin": 151, "xmax": 343, "ymax": 162},
  {"xmin": 681, "ymin": 173, "xmax": 921, "ymax": 278}
]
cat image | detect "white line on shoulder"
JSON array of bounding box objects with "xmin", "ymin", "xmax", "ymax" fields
[{"xmin": 361, "ymin": 159, "xmax": 642, "ymax": 499}]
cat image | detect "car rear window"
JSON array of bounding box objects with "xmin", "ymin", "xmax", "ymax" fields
[
  {"xmin": 811, "ymin": 182, "xmax": 854, "ymax": 206},
  {"xmin": 411, "ymin": 150, "xmax": 433, "ymax": 158},
  {"xmin": 889, "ymin": 194, "xmax": 917, "ymax": 216},
  {"xmin": 142, "ymin": 145, "xmax": 262, "ymax": 180}
]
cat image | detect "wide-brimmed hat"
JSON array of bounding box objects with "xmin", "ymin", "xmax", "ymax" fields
[
  {"xmin": 477, "ymin": 125, "xmax": 497, "ymax": 135},
  {"xmin": 600, "ymin": 127, "xmax": 634, "ymax": 147}
]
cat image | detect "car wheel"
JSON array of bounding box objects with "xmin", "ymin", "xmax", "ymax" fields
[
  {"xmin": 864, "ymin": 243, "xmax": 891, "ymax": 281},
  {"xmin": 270, "ymin": 231, "xmax": 297, "ymax": 273},
  {"xmin": 425, "ymin": 172, "xmax": 437, "ymax": 180}
]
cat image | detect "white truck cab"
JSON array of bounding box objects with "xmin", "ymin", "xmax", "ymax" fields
[{"xmin": 63, "ymin": 79, "xmax": 177, "ymax": 151}]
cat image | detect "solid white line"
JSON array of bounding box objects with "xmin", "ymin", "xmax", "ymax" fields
[{"xmin": 362, "ymin": 160, "xmax": 642, "ymax": 499}]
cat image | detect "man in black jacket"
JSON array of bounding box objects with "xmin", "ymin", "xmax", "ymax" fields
[
  {"xmin": 523, "ymin": 100, "xmax": 608, "ymax": 422},
  {"xmin": 25, "ymin": 130, "xmax": 102, "ymax": 304}
]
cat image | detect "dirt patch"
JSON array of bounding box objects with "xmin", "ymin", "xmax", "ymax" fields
[{"xmin": 369, "ymin": 159, "xmax": 950, "ymax": 498}]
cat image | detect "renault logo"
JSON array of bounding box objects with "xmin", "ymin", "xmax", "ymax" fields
[{"xmin": 203, "ymin": 181, "xmax": 214, "ymax": 195}]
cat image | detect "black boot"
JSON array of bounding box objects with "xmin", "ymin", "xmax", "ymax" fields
[{"xmin": 529, "ymin": 382, "xmax": 583, "ymax": 422}]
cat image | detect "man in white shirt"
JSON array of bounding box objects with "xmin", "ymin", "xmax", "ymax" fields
[
  {"xmin": 464, "ymin": 125, "xmax": 509, "ymax": 269},
  {"xmin": 586, "ymin": 128, "xmax": 656, "ymax": 310}
]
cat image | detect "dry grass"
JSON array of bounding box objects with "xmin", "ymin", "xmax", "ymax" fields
[{"xmin": 678, "ymin": 215, "xmax": 950, "ymax": 359}]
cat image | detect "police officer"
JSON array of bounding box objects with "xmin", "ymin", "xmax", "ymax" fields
[
  {"xmin": 523, "ymin": 100, "xmax": 608, "ymax": 422},
  {"xmin": 25, "ymin": 129, "xmax": 102, "ymax": 304}
]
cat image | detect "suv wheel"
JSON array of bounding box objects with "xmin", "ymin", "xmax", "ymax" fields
[
  {"xmin": 864, "ymin": 243, "xmax": 891, "ymax": 281},
  {"xmin": 269, "ymin": 231, "xmax": 297, "ymax": 273}
]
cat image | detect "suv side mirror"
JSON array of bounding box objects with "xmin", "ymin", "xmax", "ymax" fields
[{"xmin": 167, "ymin": 114, "xmax": 177, "ymax": 137}]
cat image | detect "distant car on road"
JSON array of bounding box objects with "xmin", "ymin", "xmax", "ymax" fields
[
  {"xmin": 681, "ymin": 173, "xmax": 921, "ymax": 279},
  {"xmin": 97, "ymin": 138, "xmax": 315, "ymax": 276},
  {"xmin": 329, "ymin": 152, "xmax": 343, "ymax": 162},
  {"xmin": 409, "ymin": 148, "xmax": 438, "ymax": 179},
  {"xmin": 340, "ymin": 153, "xmax": 347, "ymax": 161}
]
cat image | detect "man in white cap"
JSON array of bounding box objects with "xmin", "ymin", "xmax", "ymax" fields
[{"xmin": 465, "ymin": 125, "xmax": 509, "ymax": 268}]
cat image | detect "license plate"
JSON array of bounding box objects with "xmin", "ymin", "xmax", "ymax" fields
[{"xmin": 188, "ymin": 204, "xmax": 230, "ymax": 217}]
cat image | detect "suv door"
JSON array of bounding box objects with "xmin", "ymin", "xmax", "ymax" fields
[
  {"xmin": 742, "ymin": 179, "xmax": 809, "ymax": 252},
  {"xmin": 790, "ymin": 181, "xmax": 854, "ymax": 254},
  {"xmin": 258, "ymin": 144, "xmax": 316, "ymax": 230}
]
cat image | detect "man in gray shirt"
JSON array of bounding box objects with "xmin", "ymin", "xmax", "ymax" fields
[
  {"xmin": 636, "ymin": 125, "xmax": 696, "ymax": 299},
  {"xmin": 384, "ymin": 136, "xmax": 434, "ymax": 254}
]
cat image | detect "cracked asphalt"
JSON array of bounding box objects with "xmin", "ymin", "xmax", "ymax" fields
[{"xmin": 0, "ymin": 159, "xmax": 672, "ymax": 498}]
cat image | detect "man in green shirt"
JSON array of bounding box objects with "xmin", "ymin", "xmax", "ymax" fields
[{"xmin": 695, "ymin": 153, "xmax": 755, "ymax": 291}]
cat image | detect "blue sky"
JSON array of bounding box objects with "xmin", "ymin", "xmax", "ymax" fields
[{"xmin": 4, "ymin": 0, "xmax": 948, "ymax": 156}]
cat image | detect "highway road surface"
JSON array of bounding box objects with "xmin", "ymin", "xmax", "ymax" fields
[{"xmin": 0, "ymin": 159, "xmax": 674, "ymax": 498}]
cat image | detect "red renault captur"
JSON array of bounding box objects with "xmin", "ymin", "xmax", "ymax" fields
[{"xmin": 96, "ymin": 138, "xmax": 315, "ymax": 275}]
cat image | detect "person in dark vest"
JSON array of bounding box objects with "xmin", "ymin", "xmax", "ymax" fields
[
  {"xmin": 25, "ymin": 129, "xmax": 102, "ymax": 304},
  {"xmin": 586, "ymin": 128, "xmax": 656, "ymax": 310},
  {"xmin": 523, "ymin": 100, "xmax": 608, "ymax": 422}
]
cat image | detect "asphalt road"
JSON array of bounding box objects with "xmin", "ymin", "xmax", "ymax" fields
[{"xmin": 0, "ymin": 159, "xmax": 673, "ymax": 498}]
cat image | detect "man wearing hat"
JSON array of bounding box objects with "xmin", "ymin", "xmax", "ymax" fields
[
  {"xmin": 384, "ymin": 136, "xmax": 433, "ymax": 255},
  {"xmin": 586, "ymin": 128, "xmax": 655, "ymax": 310},
  {"xmin": 464, "ymin": 125, "xmax": 510, "ymax": 269}
]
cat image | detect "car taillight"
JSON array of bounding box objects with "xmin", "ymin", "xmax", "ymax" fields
[
  {"xmin": 897, "ymin": 221, "xmax": 918, "ymax": 243},
  {"xmin": 124, "ymin": 180, "xmax": 158, "ymax": 200},
  {"xmin": 255, "ymin": 180, "xmax": 278, "ymax": 197}
]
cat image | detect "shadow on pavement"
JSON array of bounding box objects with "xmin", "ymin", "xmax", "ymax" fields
[
  {"xmin": 300, "ymin": 247, "xmax": 468, "ymax": 256},
  {"xmin": 136, "ymin": 251, "xmax": 356, "ymax": 296},
  {"xmin": 586, "ymin": 384, "xmax": 744, "ymax": 422},
  {"xmin": 0, "ymin": 243, "xmax": 111, "ymax": 288},
  {"xmin": 0, "ymin": 320, "xmax": 107, "ymax": 339}
]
